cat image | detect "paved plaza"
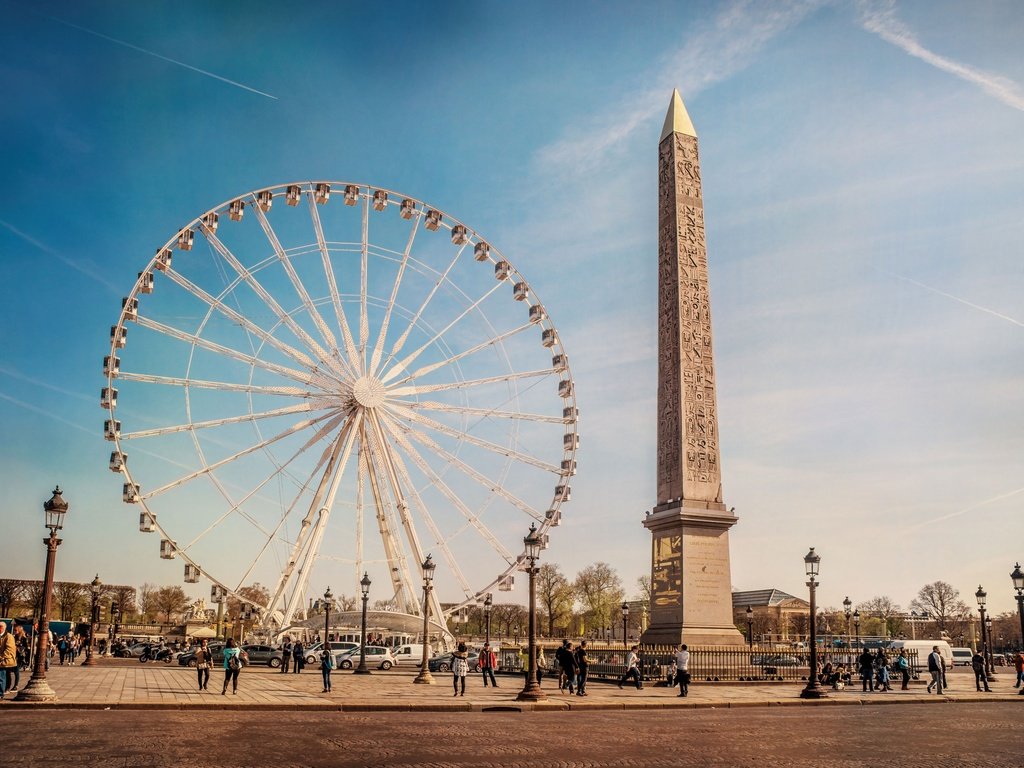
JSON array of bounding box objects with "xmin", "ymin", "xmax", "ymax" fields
[{"xmin": 2, "ymin": 659, "xmax": 1021, "ymax": 711}]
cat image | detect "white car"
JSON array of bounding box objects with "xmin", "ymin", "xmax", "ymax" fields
[
  {"xmin": 304, "ymin": 641, "xmax": 359, "ymax": 665},
  {"xmin": 333, "ymin": 646, "xmax": 397, "ymax": 670}
]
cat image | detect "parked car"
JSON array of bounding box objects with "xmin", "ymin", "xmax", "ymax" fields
[
  {"xmin": 241, "ymin": 644, "xmax": 283, "ymax": 667},
  {"xmin": 178, "ymin": 643, "xmax": 225, "ymax": 667},
  {"xmin": 304, "ymin": 641, "xmax": 359, "ymax": 665},
  {"xmin": 333, "ymin": 646, "xmax": 397, "ymax": 671},
  {"xmin": 120, "ymin": 642, "xmax": 155, "ymax": 658},
  {"xmin": 427, "ymin": 650, "xmax": 481, "ymax": 673}
]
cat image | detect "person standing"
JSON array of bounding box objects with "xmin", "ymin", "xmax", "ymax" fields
[
  {"xmin": 194, "ymin": 639, "xmax": 213, "ymax": 691},
  {"xmin": 0, "ymin": 621, "xmax": 17, "ymax": 698},
  {"xmin": 858, "ymin": 647, "xmax": 875, "ymax": 692},
  {"xmin": 281, "ymin": 638, "xmax": 292, "ymax": 674},
  {"xmin": 320, "ymin": 647, "xmax": 334, "ymax": 693},
  {"xmin": 971, "ymin": 649, "xmax": 991, "ymax": 692},
  {"xmin": 874, "ymin": 649, "xmax": 891, "ymax": 692},
  {"xmin": 221, "ymin": 638, "xmax": 244, "ymax": 695},
  {"xmin": 292, "ymin": 640, "xmax": 304, "ymax": 673},
  {"xmin": 555, "ymin": 640, "xmax": 577, "ymax": 694},
  {"xmin": 574, "ymin": 640, "xmax": 590, "ymax": 696},
  {"xmin": 57, "ymin": 635, "xmax": 70, "ymax": 666},
  {"xmin": 1013, "ymin": 650, "xmax": 1024, "ymax": 689},
  {"xmin": 617, "ymin": 645, "xmax": 643, "ymax": 690},
  {"xmin": 479, "ymin": 642, "xmax": 498, "ymax": 688},
  {"xmin": 895, "ymin": 649, "xmax": 911, "ymax": 690},
  {"xmin": 926, "ymin": 646, "xmax": 944, "ymax": 694},
  {"xmin": 674, "ymin": 644, "xmax": 690, "ymax": 697},
  {"xmin": 451, "ymin": 642, "xmax": 469, "ymax": 697}
]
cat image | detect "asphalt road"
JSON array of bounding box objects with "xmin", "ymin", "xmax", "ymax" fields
[{"xmin": 2, "ymin": 703, "xmax": 1020, "ymax": 767}]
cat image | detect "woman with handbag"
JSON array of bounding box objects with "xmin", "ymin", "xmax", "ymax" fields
[
  {"xmin": 194, "ymin": 639, "xmax": 213, "ymax": 691},
  {"xmin": 222, "ymin": 638, "xmax": 246, "ymax": 695}
]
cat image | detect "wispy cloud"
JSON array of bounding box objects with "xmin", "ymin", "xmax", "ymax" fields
[
  {"xmin": 879, "ymin": 268, "xmax": 1024, "ymax": 328},
  {"xmin": 903, "ymin": 484, "xmax": 1024, "ymax": 532},
  {"xmin": 0, "ymin": 218, "xmax": 121, "ymax": 293},
  {"xmin": 859, "ymin": 0, "xmax": 1024, "ymax": 111},
  {"xmin": 44, "ymin": 14, "xmax": 278, "ymax": 100},
  {"xmin": 534, "ymin": 0, "xmax": 823, "ymax": 175}
]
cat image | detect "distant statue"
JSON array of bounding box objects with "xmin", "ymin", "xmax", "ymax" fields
[{"xmin": 184, "ymin": 598, "xmax": 208, "ymax": 621}]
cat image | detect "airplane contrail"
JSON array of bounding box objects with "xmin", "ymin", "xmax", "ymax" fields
[
  {"xmin": 904, "ymin": 485, "xmax": 1024, "ymax": 532},
  {"xmin": 45, "ymin": 14, "xmax": 278, "ymax": 100},
  {"xmin": 0, "ymin": 218, "xmax": 122, "ymax": 293},
  {"xmin": 879, "ymin": 268, "xmax": 1024, "ymax": 329}
]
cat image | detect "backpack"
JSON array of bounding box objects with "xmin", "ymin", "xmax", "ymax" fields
[
  {"xmin": 896, "ymin": 655, "xmax": 908, "ymax": 671},
  {"xmin": 228, "ymin": 652, "xmax": 241, "ymax": 671}
]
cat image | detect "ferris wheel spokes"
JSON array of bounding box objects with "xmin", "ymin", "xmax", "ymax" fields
[
  {"xmin": 121, "ymin": 402, "xmax": 316, "ymax": 441},
  {"xmin": 116, "ymin": 372, "xmax": 312, "ymax": 397},
  {"xmin": 387, "ymin": 368, "xmax": 552, "ymax": 398},
  {"xmin": 369, "ymin": 213, "xmax": 421, "ymax": 377},
  {"xmin": 399, "ymin": 400, "xmax": 566, "ymax": 424}
]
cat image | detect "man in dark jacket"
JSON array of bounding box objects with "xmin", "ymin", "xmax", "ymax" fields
[
  {"xmin": 858, "ymin": 648, "xmax": 875, "ymax": 692},
  {"xmin": 555, "ymin": 639, "xmax": 577, "ymax": 694},
  {"xmin": 971, "ymin": 650, "xmax": 991, "ymax": 692},
  {"xmin": 574, "ymin": 641, "xmax": 590, "ymax": 696}
]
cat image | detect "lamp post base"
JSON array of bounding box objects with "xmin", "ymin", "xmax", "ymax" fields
[
  {"xmin": 81, "ymin": 651, "xmax": 96, "ymax": 667},
  {"xmin": 413, "ymin": 670, "xmax": 435, "ymax": 684},
  {"xmin": 516, "ymin": 681, "xmax": 547, "ymax": 702},
  {"xmin": 14, "ymin": 677, "xmax": 59, "ymax": 702},
  {"xmin": 799, "ymin": 684, "xmax": 828, "ymax": 699},
  {"xmin": 353, "ymin": 666, "xmax": 372, "ymax": 675}
]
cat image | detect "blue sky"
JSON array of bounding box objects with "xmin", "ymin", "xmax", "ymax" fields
[{"xmin": 1, "ymin": 0, "xmax": 1022, "ymax": 617}]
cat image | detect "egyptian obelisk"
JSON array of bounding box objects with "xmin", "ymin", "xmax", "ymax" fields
[{"xmin": 640, "ymin": 90, "xmax": 742, "ymax": 647}]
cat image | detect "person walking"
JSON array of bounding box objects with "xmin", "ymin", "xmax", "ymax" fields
[
  {"xmin": 895, "ymin": 649, "xmax": 911, "ymax": 690},
  {"xmin": 194, "ymin": 639, "xmax": 214, "ymax": 691},
  {"xmin": 858, "ymin": 647, "xmax": 875, "ymax": 692},
  {"xmin": 57, "ymin": 635, "xmax": 70, "ymax": 666},
  {"xmin": 555, "ymin": 640, "xmax": 577, "ymax": 694},
  {"xmin": 451, "ymin": 642, "xmax": 469, "ymax": 697},
  {"xmin": 1013, "ymin": 650, "xmax": 1024, "ymax": 689},
  {"xmin": 971, "ymin": 649, "xmax": 991, "ymax": 692},
  {"xmin": 292, "ymin": 640, "xmax": 304, "ymax": 673},
  {"xmin": 0, "ymin": 621, "xmax": 17, "ymax": 698},
  {"xmin": 221, "ymin": 638, "xmax": 245, "ymax": 695},
  {"xmin": 926, "ymin": 645, "xmax": 944, "ymax": 694},
  {"xmin": 617, "ymin": 645, "xmax": 643, "ymax": 690},
  {"xmin": 874, "ymin": 649, "xmax": 892, "ymax": 692},
  {"xmin": 674, "ymin": 643, "xmax": 690, "ymax": 697},
  {"xmin": 574, "ymin": 640, "xmax": 590, "ymax": 696},
  {"xmin": 479, "ymin": 642, "xmax": 498, "ymax": 688},
  {"xmin": 281, "ymin": 638, "xmax": 292, "ymax": 674},
  {"xmin": 320, "ymin": 647, "xmax": 334, "ymax": 693}
]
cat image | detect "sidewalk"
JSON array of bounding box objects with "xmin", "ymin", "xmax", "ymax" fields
[{"xmin": 3, "ymin": 661, "xmax": 1021, "ymax": 711}]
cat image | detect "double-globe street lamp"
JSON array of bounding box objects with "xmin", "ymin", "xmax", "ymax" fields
[
  {"xmin": 16, "ymin": 487, "xmax": 69, "ymax": 702},
  {"xmin": 799, "ymin": 547, "xmax": 826, "ymax": 699},
  {"xmin": 355, "ymin": 572, "xmax": 372, "ymax": 675},
  {"xmin": 414, "ymin": 555, "xmax": 437, "ymax": 684},
  {"xmin": 82, "ymin": 575, "xmax": 102, "ymax": 667},
  {"xmin": 516, "ymin": 523, "xmax": 546, "ymax": 702}
]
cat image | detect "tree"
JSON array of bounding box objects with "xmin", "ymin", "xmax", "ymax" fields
[
  {"xmin": 856, "ymin": 596, "xmax": 904, "ymax": 638},
  {"xmin": 489, "ymin": 603, "xmax": 527, "ymax": 639},
  {"xmin": 909, "ymin": 581, "xmax": 971, "ymax": 633},
  {"xmin": 22, "ymin": 582, "xmax": 47, "ymax": 617},
  {"xmin": 108, "ymin": 586, "xmax": 137, "ymax": 619},
  {"xmin": 636, "ymin": 575, "xmax": 651, "ymax": 611},
  {"xmin": 574, "ymin": 562, "xmax": 624, "ymax": 636},
  {"xmin": 137, "ymin": 583, "xmax": 158, "ymax": 622},
  {"xmin": 536, "ymin": 564, "xmax": 575, "ymax": 636},
  {"xmin": 0, "ymin": 579, "xmax": 23, "ymax": 617},
  {"xmin": 153, "ymin": 585, "xmax": 189, "ymax": 624},
  {"xmin": 53, "ymin": 582, "xmax": 85, "ymax": 621},
  {"xmin": 226, "ymin": 583, "xmax": 270, "ymax": 621}
]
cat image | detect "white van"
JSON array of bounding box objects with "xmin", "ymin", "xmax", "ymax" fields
[
  {"xmin": 951, "ymin": 647, "xmax": 973, "ymax": 666},
  {"xmin": 392, "ymin": 644, "xmax": 429, "ymax": 666},
  {"xmin": 888, "ymin": 640, "xmax": 953, "ymax": 670}
]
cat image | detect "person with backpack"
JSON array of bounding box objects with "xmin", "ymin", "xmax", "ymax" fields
[
  {"xmin": 222, "ymin": 638, "xmax": 246, "ymax": 695},
  {"xmin": 895, "ymin": 649, "xmax": 911, "ymax": 690},
  {"xmin": 319, "ymin": 647, "xmax": 334, "ymax": 693},
  {"xmin": 971, "ymin": 649, "xmax": 991, "ymax": 692}
]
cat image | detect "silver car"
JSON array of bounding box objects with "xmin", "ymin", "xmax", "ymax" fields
[{"xmin": 334, "ymin": 646, "xmax": 396, "ymax": 671}]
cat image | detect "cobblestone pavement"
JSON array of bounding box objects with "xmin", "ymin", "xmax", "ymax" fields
[
  {"xmin": 1, "ymin": 659, "xmax": 1021, "ymax": 712},
  {"xmin": 0, "ymin": 703, "xmax": 1020, "ymax": 767}
]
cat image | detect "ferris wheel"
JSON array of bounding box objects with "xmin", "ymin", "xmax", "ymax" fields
[{"xmin": 103, "ymin": 181, "xmax": 578, "ymax": 632}]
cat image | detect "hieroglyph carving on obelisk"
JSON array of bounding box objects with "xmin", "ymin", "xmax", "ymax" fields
[{"xmin": 656, "ymin": 90, "xmax": 722, "ymax": 508}]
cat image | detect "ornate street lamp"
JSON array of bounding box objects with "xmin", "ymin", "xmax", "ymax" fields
[
  {"xmin": 976, "ymin": 585, "xmax": 993, "ymax": 677},
  {"xmin": 355, "ymin": 573, "xmax": 372, "ymax": 674},
  {"xmin": 323, "ymin": 586, "xmax": 333, "ymax": 647},
  {"xmin": 82, "ymin": 574, "xmax": 102, "ymax": 666},
  {"xmin": 746, "ymin": 606, "xmax": 754, "ymax": 653},
  {"xmin": 110, "ymin": 603, "xmax": 121, "ymax": 649},
  {"xmin": 800, "ymin": 547, "xmax": 826, "ymax": 699},
  {"xmin": 517, "ymin": 523, "xmax": 546, "ymax": 701},
  {"xmin": 985, "ymin": 615, "xmax": 996, "ymax": 676},
  {"xmin": 853, "ymin": 610, "xmax": 860, "ymax": 651},
  {"xmin": 413, "ymin": 555, "xmax": 436, "ymax": 684},
  {"xmin": 1011, "ymin": 563, "xmax": 1024, "ymax": 657},
  {"xmin": 621, "ymin": 601, "xmax": 630, "ymax": 648},
  {"xmin": 16, "ymin": 487, "xmax": 69, "ymax": 702},
  {"xmin": 483, "ymin": 593, "xmax": 493, "ymax": 646}
]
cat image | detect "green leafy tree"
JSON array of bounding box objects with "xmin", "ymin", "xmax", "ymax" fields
[
  {"xmin": 573, "ymin": 562, "xmax": 624, "ymax": 636},
  {"xmin": 536, "ymin": 563, "xmax": 575, "ymax": 636},
  {"xmin": 153, "ymin": 585, "xmax": 190, "ymax": 624}
]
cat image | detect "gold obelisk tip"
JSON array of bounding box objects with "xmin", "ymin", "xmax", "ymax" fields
[{"xmin": 660, "ymin": 88, "xmax": 697, "ymax": 141}]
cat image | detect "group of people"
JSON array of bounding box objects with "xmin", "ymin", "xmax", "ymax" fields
[
  {"xmin": 278, "ymin": 639, "xmax": 308, "ymax": 674},
  {"xmin": 553, "ymin": 639, "xmax": 591, "ymax": 695},
  {"xmin": 0, "ymin": 621, "xmax": 31, "ymax": 699}
]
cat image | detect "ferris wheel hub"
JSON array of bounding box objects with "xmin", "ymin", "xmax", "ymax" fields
[{"xmin": 352, "ymin": 376, "xmax": 387, "ymax": 408}]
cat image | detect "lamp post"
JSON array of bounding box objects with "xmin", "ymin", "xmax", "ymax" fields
[
  {"xmin": 621, "ymin": 601, "xmax": 630, "ymax": 648},
  {"xmin": 413, "ymin": 555, "xmax": 436, "ymax": 684},
  {"xmin": 483, "ymin": 593, "xmax": 493, "ymax": 646},
  {"xmin": 853, "ymin": 610, "xmax": 860, "ymax": 652},
  {"xmin": 82, "ymin": 574, "xmax": 102, "ymax": 666},
  {"xmin": 1012, "ymin": 563, "xmax": 1024, "ymax": 654},
  {"xmin": 16, "ymin": 487, "xmax": 69, "ymax": 702},
  {"xmin": 746, "ymin": 606, "xmax": 754, "ymax": 652},
  {"xmin": 976, "ymin": 585, "xmax": 993, "ymax": 677},
  {"xmin": 111, "ymin": 603, "xmax": 120, "ymax": 651},
  {"xmin": 799, "ymin": 547, "xmax": 826, "ymax": 699},
  {"xmin": 517, "ymin": 523, "xmax": 546, "ymax": 701},
  {"xmin": 355, "ymin": 573, "xmax": 372, "ymax": 674},
  {"xmin": 322, "ymin": 586, "xmax": 333, "ymax": 647},
  {"xmin": 986, "ymin": 615, "xmax": 995, "ymax": 676},
  {"xmin": 842, "ymin": 596, "xmax": 852, "ymax": 668}
]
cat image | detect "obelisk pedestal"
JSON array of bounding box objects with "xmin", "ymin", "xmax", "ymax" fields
[{"xmin": 640, "ymin": 90, "xmax": 743, "ymax": 647}]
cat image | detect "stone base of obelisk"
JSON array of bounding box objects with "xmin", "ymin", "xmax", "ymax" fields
[{"xmin": 639, "ymin": 501, "xmax": 744, "ymax": 647}]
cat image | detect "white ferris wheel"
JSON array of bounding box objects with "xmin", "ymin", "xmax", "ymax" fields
[{"xmin": 103, "ymin": 181, "xmax": 578, "ymax": 634}]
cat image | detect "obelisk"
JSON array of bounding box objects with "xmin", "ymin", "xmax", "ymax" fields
[{"xmin": 640, "ymin": 90, "xmax": 742, "ymax": 647}]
